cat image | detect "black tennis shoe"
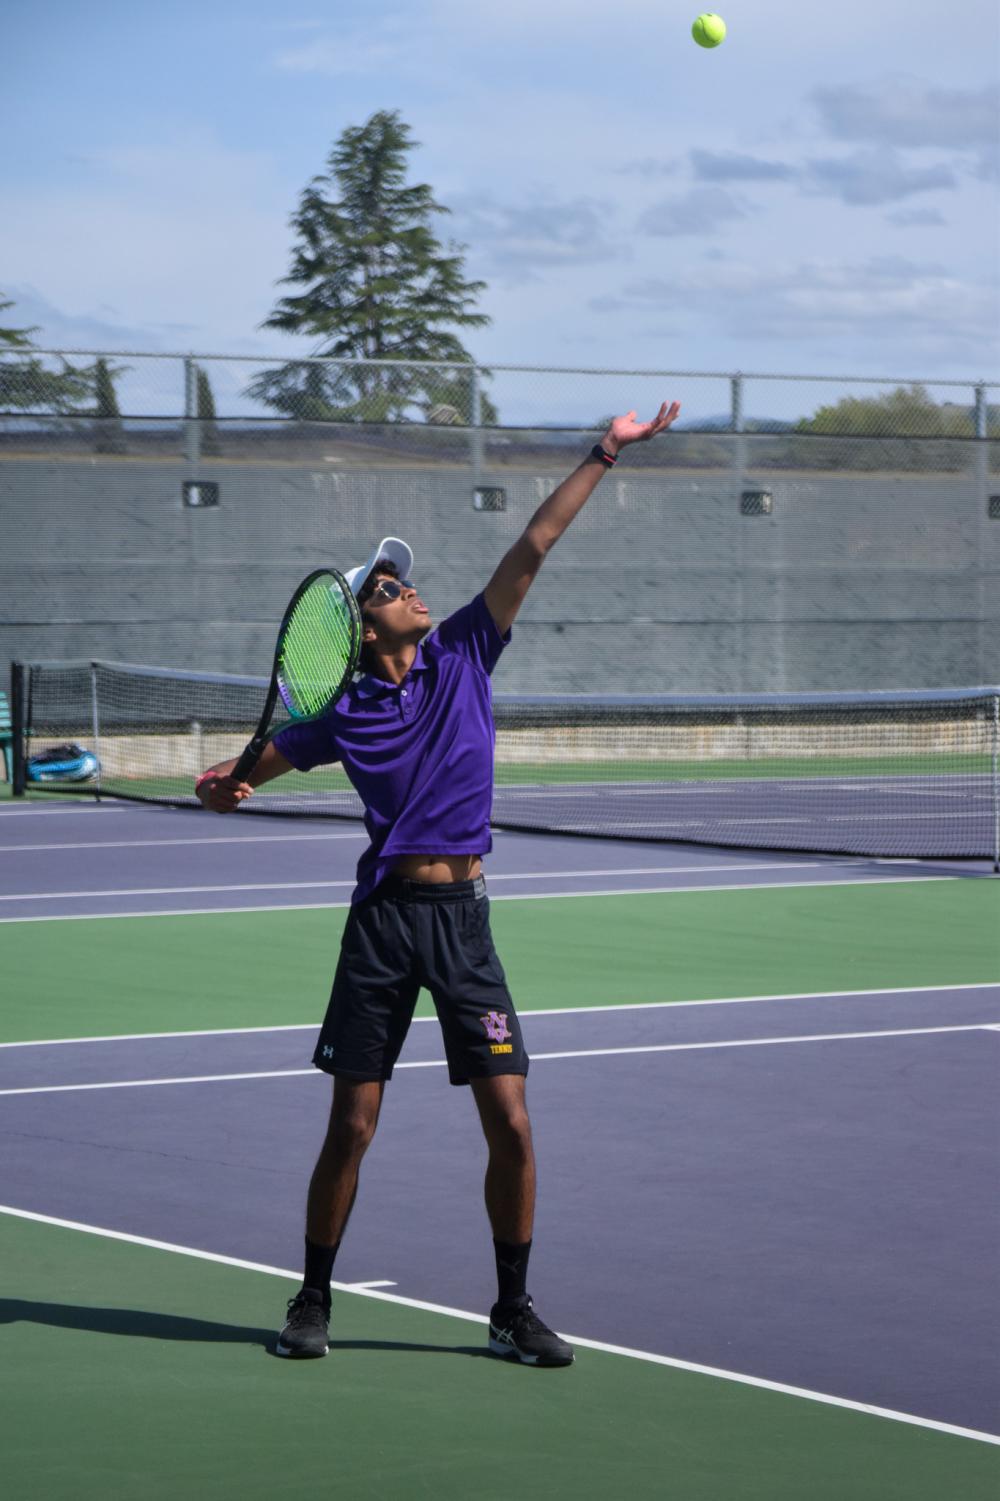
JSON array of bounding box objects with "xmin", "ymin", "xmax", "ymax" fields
[
  {"xmin": 488, "ymin": 1296, "xmax": 574, "ymax": 1367},
  {"xmin": 276, "ymin": 1288, "xmax": 330, "ymax": 1358}
]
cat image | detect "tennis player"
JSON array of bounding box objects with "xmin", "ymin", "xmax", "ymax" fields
[{"xmin": 196, "ymin": 402, "xmax": 680, "ymax": 1363}]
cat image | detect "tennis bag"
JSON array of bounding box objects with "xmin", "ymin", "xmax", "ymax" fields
[{"xmin": 26, "ymin": 742, "xmax": 101, "ymax": 783}]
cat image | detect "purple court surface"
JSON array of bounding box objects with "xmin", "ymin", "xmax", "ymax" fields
[
  {"xmin": 2, "ymin": 799, "xmax": 998, "ymax": 1440},
  {"xmin": 0, "ymin": 796, "xmax": 994, "ymax": 921}
]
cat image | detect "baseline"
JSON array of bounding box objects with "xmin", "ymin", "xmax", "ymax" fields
[{"xmin": 1, "ymin": 1202, "xmax": 995, "ymax": 1448}]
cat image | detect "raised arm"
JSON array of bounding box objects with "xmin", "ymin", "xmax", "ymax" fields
[{"xmin": 483, "ymin": 401, "xmax": 681, "ymax": 635}]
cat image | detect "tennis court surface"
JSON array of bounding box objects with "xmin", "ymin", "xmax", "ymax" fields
[{"xmin": 2, "ymin": 798, "xmax": 998, "ymax": 1499}]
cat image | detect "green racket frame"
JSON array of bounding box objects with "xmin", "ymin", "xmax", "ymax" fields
[{"xmin": 231, "ymin": 569, "xmax": 362, "ymax": 784}]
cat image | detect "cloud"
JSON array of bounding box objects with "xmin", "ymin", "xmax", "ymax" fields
[
  {"xmin": 974, "ymin": 141, "xmax": 1000, "ymax": 182},
  {"xmin": 273, "ymin": 31, "xmax": 408, "ymax": 76},
  {"xmin": 1, "ymin": 134, "xmax": 293, "ymax": 354},
  {"xmin": 2, "ymin": 283, "xmax": 173, "ymax": 352},
  {"xmin": 690, "ymin": 150, "xmax": 795, "ymax": 183},
  {"xmin": 450, "ymin": 193, "xmax": 624, "ymax": 280},
  {"xmin": 812, "ymin": 79, "xmax": 1000, "ymax": 150},
  {"xmin": 591, "ymin": 255, "xmax": 996, "ymax": 361},
  {"xmin": 802, "ymin": 150, "xmax": 956, "ymax": 205},
  {"xmin": 887, "ymin": 208, "xmax": 946, "ymax": 227},
  {"xmin": 622, "ymin": 158, "xmax": 682, "ymax": 180},
  {"xmin": 638, "ymin": 187, "xmax": 748, "ymax": 237}
]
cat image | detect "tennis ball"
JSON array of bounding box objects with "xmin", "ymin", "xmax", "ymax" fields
[{"xmin": 692, "ymin": 12, "xmax": 726, "ymax": 47}]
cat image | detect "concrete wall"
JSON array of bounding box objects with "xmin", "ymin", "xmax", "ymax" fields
[{"xmin": 3, "ymin": 453, "xmax": 998, "ymax": 692}]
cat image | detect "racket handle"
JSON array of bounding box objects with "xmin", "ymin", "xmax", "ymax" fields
[{"xmin": 231, "ymin": 739, "xmax": 264, "ymax": 785}]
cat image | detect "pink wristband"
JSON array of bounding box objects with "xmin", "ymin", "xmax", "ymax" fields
[{"xmin": 195, "ymin": 771, "xmax": 216, "ymax": 795}]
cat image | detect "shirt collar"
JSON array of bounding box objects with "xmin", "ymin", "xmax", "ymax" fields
[{"xmin": 355, "ymin": 640, "xmax": 430, "ymax": 698}]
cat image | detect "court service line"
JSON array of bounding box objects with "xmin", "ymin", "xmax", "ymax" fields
[
  {"xmin": 0, "ymin": 981, "xmax": 997, "ymax": 1051},
  {"xmin": 0, "ymin": 1204, "xmax": 996, "ymax": 1447},
  {"xmin": 0, "ymin": 873, "xmax": 958, "ymax": 910},
  {"xmin": 0, "ymin": 1024, "xmax": 991, "ymax": 1097}
]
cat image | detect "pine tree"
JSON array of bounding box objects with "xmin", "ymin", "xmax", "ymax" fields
[
  {"xmin": 196, "ymin": 366, "xmax": 221, "ymax": 455},
  {"xmin": 0, "ymin": 296, "xmax": 37, "ymax": 352},
  {"xmin": 249, "ymin": 110, "xmax": 496, "ymax": 424},
  {"xmin": 93, "ymin": 356, "xmax": 127, "ymax": 454},
  {"xmin": 0, "ymin": 294, "xmax": 93, "ymax": 413}
]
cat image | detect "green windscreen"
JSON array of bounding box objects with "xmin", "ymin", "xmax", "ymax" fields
[{"xmin": 276, "ymin": 575, "xmax": 358, "ymax": 720}]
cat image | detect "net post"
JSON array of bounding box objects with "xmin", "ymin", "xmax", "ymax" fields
[
  {"xmin": 90, "ymin": 662, "xmax": 103, "ymax": 802},
  {"xmin": 10, "ymin": 661, "xmax": 26, "ymax": 797}
]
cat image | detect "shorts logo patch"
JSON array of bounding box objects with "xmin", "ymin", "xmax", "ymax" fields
[{"xmin": 481, "ymin": 1011, "xmax": 512, "ymax": 1045}]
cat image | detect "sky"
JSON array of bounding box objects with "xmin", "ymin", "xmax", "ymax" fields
[{"xmin": 2, "ymin": 0, "xmax": 999, "ymax": 422}]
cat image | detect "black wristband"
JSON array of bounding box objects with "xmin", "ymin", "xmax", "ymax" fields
[{"xmin": 591, "ymin": 443, "xmax": 617, "ymax": 467}]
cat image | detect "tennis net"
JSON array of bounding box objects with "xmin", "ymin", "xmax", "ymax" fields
[{"xmin": 10, "ymin": 660, "xmax": 1000, "ymax": 864}]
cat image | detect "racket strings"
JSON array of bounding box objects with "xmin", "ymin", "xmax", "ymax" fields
[{"xmin": 278, "ymin": 578, "xmax": 358, "ymax": 719}]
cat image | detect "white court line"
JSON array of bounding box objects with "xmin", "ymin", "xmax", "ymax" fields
[
  {"xmin": 0, "ymin": 862, "xmax": 846, "ymax": 898},
  {"xmin": 0, "ymin": 832, "xmax": 369, "ymax": 852},
  {"xmin": 0, "ymin": 804, "xmax": 130, "ymax": 817},
  {"xmin": 1, "ymin": 981, "xmax": 997, "ymax": 1050},
  {"xmin": 0, "ymin": 873, "xmax": 958, "ymax": 911},
  {"xmin": 0, "ymin": 1024, "xmax": 992, "ymax": 1097},
  {"xmin": 0, "ymin": 1204, "xmax": 996, "ymax": 1447}
]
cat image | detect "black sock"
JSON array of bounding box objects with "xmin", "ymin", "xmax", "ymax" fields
[
  {"xmin": 303, "ymin": 1235, "xmax": 340, "ymax": 1308},
  {"xmin": 494, "ymin": 1238, "xmax": 531, "ymax": 1307}
]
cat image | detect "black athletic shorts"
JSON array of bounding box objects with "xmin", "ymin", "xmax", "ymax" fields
[{"xmin": 313, "ymin": 873, "xmax": 528, "ymax": 1087}]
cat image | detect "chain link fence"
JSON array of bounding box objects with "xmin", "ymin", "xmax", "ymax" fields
[{"xmin": 2, "ymin": 352, "xmax": 999, "ymax": 693}]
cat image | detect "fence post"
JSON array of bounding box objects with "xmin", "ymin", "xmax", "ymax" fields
[
  {"xmin": 731, "ymin": 373, "xmax": 750, "ymax": 687},
  {"xmin": 974, "ymin": 383, "xmax": 987, "ymax": 439},
  {"xmin": 974, "ymin": 385, "xmax": 991, "ymax": 684},
  {"xmin": 470, "ymin": 363, "xmax": 484, "ymax": 497}
]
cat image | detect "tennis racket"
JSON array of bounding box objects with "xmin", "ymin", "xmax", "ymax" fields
[{"xmin": 231, "ymin": 568, "xmax": 362, "ymax": 783}]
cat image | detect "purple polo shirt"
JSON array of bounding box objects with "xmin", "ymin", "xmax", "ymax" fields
[{"xmin": 273, "ymin": 591, "xmax": 511, "ymax": 904}]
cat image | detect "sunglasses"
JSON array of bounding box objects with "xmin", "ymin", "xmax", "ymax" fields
[{"xmin": 369, "ymin": 578, "xmax": 415, "ymax": 603}]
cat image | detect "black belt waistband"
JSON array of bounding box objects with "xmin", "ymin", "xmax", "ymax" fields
[{"xmin": 379, "ymin": 873, "xmax": 487, "ymax": 902}]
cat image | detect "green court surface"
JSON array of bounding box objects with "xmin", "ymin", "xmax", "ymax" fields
[
  {"xmin": 2, "ymin": 1212, "xmax": 996, "ymax": 1501},
  {"xmin": 2, "ymin": 879, "xmax": 998, "ymax": 1042}
]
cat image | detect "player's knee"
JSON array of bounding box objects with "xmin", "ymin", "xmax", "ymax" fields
[
  {"xmin": 327, "ymin": 1116, "xmax": 373, "ymax": 1158},
  {"xmin": 328, "ymin": 1102, "xmax": 379, "ymax": 1158},
  {"xmin": 488, "ymin": 1102, "xmax": 533, "ymax": 1161}
]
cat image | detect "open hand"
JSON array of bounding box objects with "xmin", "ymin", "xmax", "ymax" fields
[{"xmin": 604, "ymin": 401, "xmax": 681, "ymax": 453}]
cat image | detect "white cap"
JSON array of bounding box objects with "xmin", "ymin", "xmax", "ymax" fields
[{"xmin": 343, "ymin": 536, "xmax": 414, "ymax": 598}]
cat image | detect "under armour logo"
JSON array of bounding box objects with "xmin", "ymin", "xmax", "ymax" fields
[{"xmin": 322, "ymin": 1046, "xmax": 334, "ymax": 1059}]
